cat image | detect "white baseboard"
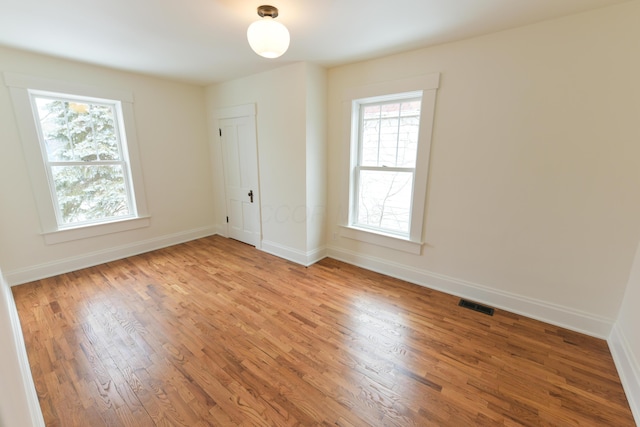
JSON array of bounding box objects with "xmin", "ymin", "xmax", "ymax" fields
[
  {"xmin": 261, "ymin": 240, "xmax": 327, "ymax": 267},
  {"xmin": 5, "ymin": 226, "xmax": 217, "ymax": 286},
  {"xmin": 7, "ymin": 232, "xmax": 614, "ymax": 338},
  {"xmin": 1, "ymin": 270, "xmax": 46, "ymax": 427},
  {"xmin": 609, "ymin": 323, "xmax": 640, "ymax": 426},
  {"xmin": 214, "ymin": 223, "xmax": 228, "ymax": 237},
  {"xmin": 327, "ymin": 246, "xmax": 614, "ymax": 339}
]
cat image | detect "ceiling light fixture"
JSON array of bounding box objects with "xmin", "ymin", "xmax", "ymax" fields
[{"xmin": 247, "ymin": 5, "xmax": 290, "ymax": 59}]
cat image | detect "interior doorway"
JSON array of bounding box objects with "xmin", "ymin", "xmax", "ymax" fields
[{"xmin": 216, "ymin": 104, "xmax": 261, "ymax": 247}]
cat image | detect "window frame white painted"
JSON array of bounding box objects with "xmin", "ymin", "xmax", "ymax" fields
[
  {"xmin": 341, "ymin": 73, "xmax": 439, "ymax": 254},
  {"xmin": 4, "ymin": 73, "xmax": 150, "ymax": 244},
  {"xmin": 29, "ymin": 90, "xmax": 138, "ymax": 228},
  {"xmin": 351, "ymin": 91, "xmax": 423, "ymax": 238}
]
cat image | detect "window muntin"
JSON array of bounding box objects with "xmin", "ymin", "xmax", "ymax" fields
[
  {"xmin": 30, "ymin": 92, "xmax": 136, "ymax": 228},
  {"xmin": 360, "ymin": 99, "xmax": 421, "ymax": 168},
  {"xmin": 352, "ymin": 94, "xmax": 422, "ymax": 237}
]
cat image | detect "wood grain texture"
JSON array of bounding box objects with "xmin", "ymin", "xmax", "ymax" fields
[{"xmin": 12, "ymin": 236, "xmax": 635, "ymax": 426}]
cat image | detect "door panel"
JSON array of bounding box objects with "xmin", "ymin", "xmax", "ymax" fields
[{"xmin": 219, "ymin": 116, "xmax": 260, "ymax": 246}]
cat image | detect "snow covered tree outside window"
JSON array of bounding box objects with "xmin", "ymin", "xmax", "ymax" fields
[
  {"xmin": 31, "ymin": 94, "xmax": 134, "ymax": 227},
  {"xmin": 352, "ymin": 96, "xmax": 422, "ymax": 236}
]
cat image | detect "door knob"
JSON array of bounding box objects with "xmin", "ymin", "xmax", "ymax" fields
[{"xmin": 248, "ymin": 190, "xmax": 254, "ymax": 203}]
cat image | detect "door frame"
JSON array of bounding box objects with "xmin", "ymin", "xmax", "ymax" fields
[{"xmin": 213, "ymin": 103, "xmax": 262, "ymax": 249}]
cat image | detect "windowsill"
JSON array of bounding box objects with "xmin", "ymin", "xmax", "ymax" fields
[
  {"xmin": 42, "ymin": 216, "xmax": 151, "ymax": 244},
  {"xmin": 339, "ymin": 225, "xmax": 423, "ymax": 255}
]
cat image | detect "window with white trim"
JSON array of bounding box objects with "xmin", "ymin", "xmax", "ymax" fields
[
  {"xmin": 31, "ymin": 92, "xmax": 136, "ymax": 228},
  {"xmin": 342, "ymin": 73, "xmax": 439, "ymax": 254},
  {"xmin": 4, "ymin": 73, "xmax": 150, "ymax": 244},
  {"xmin": 351, "ymin": 93, "xmax": 422, "ymax": 237}
]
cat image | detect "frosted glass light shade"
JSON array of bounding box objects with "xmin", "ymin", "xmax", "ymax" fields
[{"xmin": 247, "ymin": 17, "xmax": 290, "ymax": 58}]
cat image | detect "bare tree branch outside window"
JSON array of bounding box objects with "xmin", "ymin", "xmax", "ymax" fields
[{"xmin": 354, "ymin": 98, "xmax": 421, "ymax": 235}]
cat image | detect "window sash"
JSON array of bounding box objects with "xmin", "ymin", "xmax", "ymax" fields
[
  {"xmin": 29, "ymin": 92, "xmax": 137, "ymax": 229},
  {"xmin": 351, "ymin": 95, "xmax": 422, "ymax": 238},
  {"xmin": 354, "ymin": 166, "xmax": 416, "ymax": 235},
  {"xmin": 47, "ymin": 163, "xmax": 135, "ymax": 228},
  {"xmin": 33, "ymin": 96, "xmax": 125, "ymax": 163},
  {"xmin": 357, "ymin": 97, "xmax": 422, "ymax": 169}
]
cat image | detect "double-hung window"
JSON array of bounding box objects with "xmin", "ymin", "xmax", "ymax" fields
[
  {"xmin": 5, "ymin": 73, "xmax": 149, "ymax": 244},
  {"xmin": 31, "ymin": 92, "xmax": 135, "ymax": 227},
  {"xmin": 352, "ymin": 94, "xmax": 422, "ymax": 236},
  {"xmin": 343, "ymin": 73, "xmax": 439, "ymax": 254}
]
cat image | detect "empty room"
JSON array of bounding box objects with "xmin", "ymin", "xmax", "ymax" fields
[{"xmin": 0, "ymin": 0, "xmax": 639, "ymax": 425}]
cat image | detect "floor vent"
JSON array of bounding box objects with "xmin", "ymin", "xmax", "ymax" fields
[{"xmin": 458, "ymin": 299, "xmax": 495, "ymax": 316}]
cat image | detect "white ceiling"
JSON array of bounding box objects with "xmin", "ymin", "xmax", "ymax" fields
[{"xmin": 0, "ymin": 0, "xmax": 630, "ymax": 85}]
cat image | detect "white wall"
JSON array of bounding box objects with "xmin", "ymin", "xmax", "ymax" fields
[
  {"xmin": 611, "ymin": 241, "xmax": 640, "ymax": 424},
  {"xmin": 0, "ymin": 46, "xmax": 216, "ymax": 285},
  {"xmin": 326, "ymin": 1, "xmax": 640, "ymax": 337},
  {"xmin": 206, "ymin": 62, "xmax": 327, "ymax": 263},
  {"xmin": 305, "ymin": 64, "xmax": 328, "ymax": 253},
  {"xmin": 0, "ymin": 270, "xmax": 44, "ymax": 427}
]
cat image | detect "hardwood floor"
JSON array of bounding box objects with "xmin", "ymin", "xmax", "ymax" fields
[{"xmin": 12, "ymin": 236, "xmax": 635, "ymax": 426}]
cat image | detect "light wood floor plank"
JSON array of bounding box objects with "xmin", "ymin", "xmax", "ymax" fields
[{"xmin": 12, "ymin": 235, "xmax": 635, "ymax": 426}]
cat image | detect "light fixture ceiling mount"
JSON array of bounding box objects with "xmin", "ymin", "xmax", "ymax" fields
[
  {"xmin": 247, "ymin": 5, "xmax": 290, "ymax": 59},
  {"xmin": 256, "ymin": 5, "xmax": 279, "ymax": 19}
]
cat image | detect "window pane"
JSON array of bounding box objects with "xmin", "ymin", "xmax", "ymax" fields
[
  {"xmin": 401, "ymin": 100, "xmax": 421, "ymax": 116},
  {"xmin": 51, "ymin": 165, "xmax": 130, "ymax": 225},
  {"xmin": 360, "ymin": 100, "xmax": 421, "ymax": 168},
  {"xmin": 361, "ymin": 118, "xmax": 380, "ymax": 165},
  {"xmin": 34, "ymin": 97, "xmax": 120, "ymax": 162},
  {"xmin": 379, "ymin": 117, "xmax": 399, "ymax": 166},
  {"xmin": 397, "ymin": 116, "xmax": 420, "ymax": 167},
  {"xmin": 357, "ymin": 170, "xmax": 413, "ymax": 234},
  {"xmin": 363, "ymin": 104, "xmax": 381, "ymax": 119},
  {"xmin": 35, "ymin": 98, "xmax": 72, "ymax": 161},
  {"xmin": 380, "ymin": 103, "xmax": 400, "ymax": 118},
  {"xmin": 90, "ymin": 104, "xmax": 120, "ymax": 161}
]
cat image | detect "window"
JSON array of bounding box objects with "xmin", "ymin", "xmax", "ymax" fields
[
  {"xmin": 352, "ymin": 94, "xmax": 422, "ymax": 236},
  {"xmin": 341, "ymin": 73, "xmax": 439, "ymax": 254},
  {"xmin": 30, "ymin": 92, "xmax": 135, "ymax": 228},
  {"xmin": 5, "ymin": 73, "xmax": 149, "ymax": 244}
]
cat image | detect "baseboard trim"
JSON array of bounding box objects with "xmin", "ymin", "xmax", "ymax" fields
[
  {"xmin": 261, "ymin": 240, "xmax": 327, "ymax": 267},
  {"xmin": 1, "ymin": 271, "xmax": 46, "ymax": 426},
  {"xmin": 609, "ymin": 323, "xmax": 640, "ymax": 425},
  {"xmin": 5, "ymin": 226, "xmax": 218, "ymax": 286},
  {"xmin": 327, "ymin": 246, "xmax": 614, "ymax": 339}
]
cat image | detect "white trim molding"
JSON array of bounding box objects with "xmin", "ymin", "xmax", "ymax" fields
[
  {"xmin": 340, "ymin": 225, "xmax": 423, "ymax": 255},
  {"xmin": 4, "ymin": 226, "xmax": 217, "ymax": 286},
  {"xmin": 0, "ymin": 269, "xmax": 46, "ymax": 427},
  {"xmin": 261, "ymin": 240, "xmax": 327, "ymax": 267},
  {"xmin": 609, "ymin": 323, "xmax": 640, "ymax": 425},
  {"xmin": 327, "ymin": 245, "xmax": 615, "ymax": 339},
  {"xmin": 43, "ymin": 216, "xmax": 151, "ymax": 245},
  {"xmin": 342, "ymin": 73, "xmax": 439, "ymax": 253},
  {"xmin": 213, "ymin": 103, "xmax": 256, "ymax": 120},
  {"xmin": 4, "ymin": 72, "xmax": 150, "ymax": 243}
]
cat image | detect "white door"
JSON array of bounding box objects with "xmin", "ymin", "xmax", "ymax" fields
[{"xmin": 219, "ymin": 116, "xmax": 261, "ymax": 246}]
